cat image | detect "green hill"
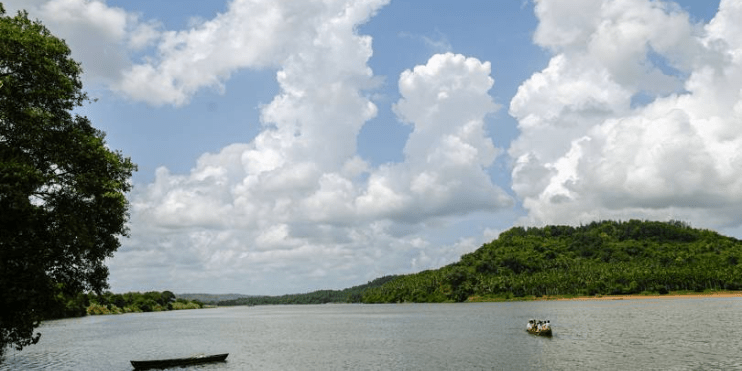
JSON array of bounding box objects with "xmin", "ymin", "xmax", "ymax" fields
[
  {"xmin": 218, "ymin": 275, "xmax": 398, "ymax": 306},
  {"xmin": 360, "ymin": 220, "xmax": 742, "ymax": 303}
]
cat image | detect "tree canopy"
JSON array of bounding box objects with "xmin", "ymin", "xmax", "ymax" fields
[
  {"xmin": 361, "ymin": 220, "xmax": 742, "ymax": 303},
  {"xmin": 85, "ymin": 291, "xmax": 204, "ymax": 314},
  {"xmin": 215, "ymin": 220, "xmax": 742, "ymax": 306},
  {"xmin": 0, "ymin": 4, "xmax": 135, "ymax": 358}
]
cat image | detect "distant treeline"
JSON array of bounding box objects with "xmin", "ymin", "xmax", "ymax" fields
[
  {"xmin": 361, "ymin": 220, "xmax": 742, "ymax": 303},
  {"xmin": 48, "ymin": 290, "xmax": 205, "ymax": 319},
  {"xmin": 176, "ymin": 293, "xmax": 248, "ymax": 303},
  {"xmin": 217, "ymin": 276, "xmax": 398, "ymax": 306},
  {"xmin": 214, "ymin": 220, "xmax": 742, "ymax": 306}
]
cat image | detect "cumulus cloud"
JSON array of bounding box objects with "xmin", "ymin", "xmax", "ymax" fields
[
  {"xmin": 113, "ymin": 0, "xmax": 391, "ymax": 106},
  {"xmin": 372, "ymin": 53, "xmax": 512, "ymax": 222},
  {"xmin": 105, "ymin": 0, "xmax": 511, "ymax": 293},
  {"xmin": 2, "ymin": 0, "xmax": 162, "ymax": 87},
  {"xmin": 8, "ymin": 0, "xmax": 369, "ymax": 106},
  {"xmin": 119, "ymin": 52, "xmax": 512, "ymax": 293},
  {"xmin": 510, "ymin": 0, "xmax": 742, "ymax": 230},
  {"xmin": 13, "ymin": 0, "xmax": 738, "ymax": 294}
]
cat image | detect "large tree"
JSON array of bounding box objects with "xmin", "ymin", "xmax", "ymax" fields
[{"xmin": 0, "ymin": 4, "xmax": 135, "ymax": 358}]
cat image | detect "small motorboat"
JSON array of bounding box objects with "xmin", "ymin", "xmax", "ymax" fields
[
  {"xmin": 130, "ymin": 353, "xmax": 228, "ymax": 370},
  {"xmin": 526, "ymin": 319, "xmax": 552, "ymax": 336}
]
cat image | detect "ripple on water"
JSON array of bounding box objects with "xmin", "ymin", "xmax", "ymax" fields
[{"xmin": 2, "ymin": 299, "xmax": 742, "ymax": 370}]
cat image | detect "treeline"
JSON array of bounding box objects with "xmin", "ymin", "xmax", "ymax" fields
[
  {"xmin": 47, "ymin": 290, "xmax": 205, "ymax": 319},
  {"xmin": 218, "ymin": 275, "xmax": 398, "ymax": 306},
  {"xmin": 361, "ymin": 220, "xmax": 742, "ymax": 303},
  {"xmin": 176, "ymin": 293, "xmax": 247, "ymax": 303}
]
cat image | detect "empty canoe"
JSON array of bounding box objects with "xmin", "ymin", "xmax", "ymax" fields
[{"xmin": 130, "ymin": 353, "xmax": 228, "ymax": 369}]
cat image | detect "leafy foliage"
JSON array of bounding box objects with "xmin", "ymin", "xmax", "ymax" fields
[
  {"xmin": 47, "ymin": 290, "xmax": 203, "ymax": 316},
  {"xmin": 0, "ymin": 5, "xmax": 135, "ymax": 358},
  {"xmin": 216, "ymin": 221, "xmax": 742, "ymax": 306},
  {"xmin": 87, "ymin": 291, "xmax": 203, "ymax": 314},
  {"xmin": 361, "ymin": 220, "xmax": 742, "ymax": 303}
]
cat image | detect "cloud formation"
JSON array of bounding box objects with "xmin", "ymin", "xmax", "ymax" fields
[
  {"xmin": 108, "ymin": 2, "xmax": 510, "ymax": 293},
  {"xmin": 114, "ymin": 0, "xmax": 393, "ymax": 106},
  {"xmin": 11, "ymin": 0, "xmax": 738, "ymax": 294},
  {"xmin": 2, "ymin": 0, "xmax": 160, "ymax": 87},
  {"xmin": 10, "ymin": 0, "xmax": 506, "ymax": 293},
  {"xmin": 510, "ymin": 0, "xmax": 742, "ymax": 229}
]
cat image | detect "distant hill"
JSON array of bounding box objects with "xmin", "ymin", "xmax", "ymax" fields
[
  {"xmin": 361, "ymin": 220, "xmax": 742, "ymax": 303},
  {"xmin": 207, "ymin": 220, "xmax": 742, "ymax": 306},
  {"xmin": 217, "ymin": 275, "xmax": 398, "ymax": 306},
  {"xmin": 176, "ymin": 293, "xmax": 251, "ymax": 303}
]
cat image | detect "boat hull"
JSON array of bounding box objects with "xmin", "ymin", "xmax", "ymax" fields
[
  {"xmin": 131, "ymin": 353, "xmax": 228, "ymax": 370},
  {"xmin": 527, "ymin": 328, "xmax": 552, "ymax": 336}
]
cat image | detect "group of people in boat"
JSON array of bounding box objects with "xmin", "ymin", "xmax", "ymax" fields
[{"xmin": 527, "ymin": 319, "xmax": 550, "ymax": 332}]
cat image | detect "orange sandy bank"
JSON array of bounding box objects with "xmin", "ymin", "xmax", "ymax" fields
[{"xmin": 550, "ymin": 291, "xmax": 742, "ymax": 301}]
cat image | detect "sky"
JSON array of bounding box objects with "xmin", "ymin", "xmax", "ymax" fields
[{"xmin": 4, "ymin": 0, "xmax": 740, "ymax": 295}]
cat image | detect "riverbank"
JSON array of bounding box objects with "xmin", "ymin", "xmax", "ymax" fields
[
  {"xmin": 553, "ymin": 291, "xmax": 742, "ymax": 301},
  {"xmin": 468, "ymin": 290, "xmax": 742, "ymax": 303},
  {"xmin": 86, "ymin": 300, "xmax": 204, "ymax": 315}
]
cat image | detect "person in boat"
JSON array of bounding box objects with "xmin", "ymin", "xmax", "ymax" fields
[
  {"xmin": 527, "ymin": 319, "xmax": 534, "ymax": 331},
  {"xmin": 542, "ymin": 320, "xmax": 550, "ymax": 331}
]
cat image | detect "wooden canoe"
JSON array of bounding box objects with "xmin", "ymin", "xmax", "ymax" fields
[
  {"xmin": 130, "ymin": 353, "xmax": 228, "ymax": 369},
  {"xmin": 527, "ymin": 327, "xmax": 552, "ymax": 336}
]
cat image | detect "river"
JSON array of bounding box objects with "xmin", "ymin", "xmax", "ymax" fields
[{"xmin": 2, "ymin": 298, "xmax": 741, "ymax": 370}]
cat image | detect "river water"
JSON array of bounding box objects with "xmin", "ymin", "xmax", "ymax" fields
[{"xmin": 2, "ymin": 298, "xmax": 741, "ymax": 370}]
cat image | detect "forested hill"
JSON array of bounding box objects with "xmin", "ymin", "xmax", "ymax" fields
[
  {"xmin": 360, "ymin": 220, "xmax": 742, "ymax": 303},
  {"xmin": 217, "ymin": 275, "xmax": 398, "ymax": 306}
]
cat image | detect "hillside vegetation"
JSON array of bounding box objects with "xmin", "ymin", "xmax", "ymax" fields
[
  {"xmin": 360, "ymin": 220, "xmax": 742, "ymax": 303},
  {"xmin": 218, "ymin": 275, "xmax": 398, "ymax": 306}
]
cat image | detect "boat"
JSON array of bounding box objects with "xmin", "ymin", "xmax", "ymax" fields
[
  {"xmin": 527, "ymin": 326, "xmax": 552, "ymax": 336},
  {"xmin": 526, "ymin": 319, "xmax": 552, "ymax": 336},
  {"xmin": 130, "ymin": 353, "xmax": 228, "ymax": 369}
]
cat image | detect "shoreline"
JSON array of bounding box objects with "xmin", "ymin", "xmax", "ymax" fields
[
  {"xmin": 467, "ymin": 290, "xmax": 742, "ymax": 303},
  {"xmin": 548, "ymin": 291, "xmax": 742, "ymax": 302}
]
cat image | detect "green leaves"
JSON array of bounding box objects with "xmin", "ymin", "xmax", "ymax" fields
[
  {"xmin": 361, "ymin": 220, "xmax": 742, "ymax": 303},
  {"xmin": 0, "ymin": 7, "xmax": 135, "ymax": 359}
]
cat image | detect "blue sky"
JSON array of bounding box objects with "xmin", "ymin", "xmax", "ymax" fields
[{"xmin": 6, "ymin": 0, "xmax": 739, "ymax": 295}]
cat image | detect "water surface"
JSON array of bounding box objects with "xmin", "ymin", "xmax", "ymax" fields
[{"xmin": 2, "ymin": 298, "xmax": 740, "ymax": 370}]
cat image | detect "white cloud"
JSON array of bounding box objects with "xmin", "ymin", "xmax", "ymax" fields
[
  {"xmin": 23, "ymin": 0, "xmax": 517, "ymax": 294},
  {"xmin": 511, "ymin": 0, "xmax": 742, "ymax": 231},
  {"xmin": 383, "ymin": 53, "xmax": 512, "ymax": 221},
  {"xmin": 112, "ymin": 0, "xmax": 389, "ymax": 106},
  {"xmin": 5, "ymin": 0, "xmax": 385, "ymax": 107},
  {"xmin": 115, "ymin": 34, "xmax": 512, "ymax": 292},
  {"xmin": 127, "ymin": 20, "xmax": 163, "ymax": 50},
  {"xmin": 12, "ymin": 0, "xmax": 738, "ymax": 295},
  {"xmin": 1, "ymin": 0, "xmax": 166, "ymax": 87}
]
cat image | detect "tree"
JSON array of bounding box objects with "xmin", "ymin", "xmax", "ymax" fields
[{"xmin": 0, "ymin": 4, "xmax": 135, "ymax": 359}]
